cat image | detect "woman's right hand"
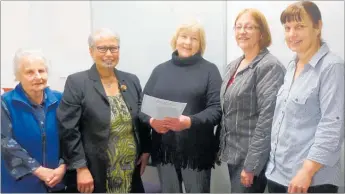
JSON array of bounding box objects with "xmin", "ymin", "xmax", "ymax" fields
[
  {"xmin": 46, "ymin": 164, "xmax": 67, "ymax": 188},
  {"xmin": 76, "ymin": 167, "xmax": 94, "ymax": 193},
  {"xmin": 33, "ymin": 166, "xmax": 55, "ymax": 182},
  {"xmin": 150, "ymin": 118, "xmax": 169, "ymax": 134}
]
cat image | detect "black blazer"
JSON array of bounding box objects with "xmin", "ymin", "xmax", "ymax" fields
[{"xmin": 57, "ymin": 64, "xmax": 151, "ymax": 192}]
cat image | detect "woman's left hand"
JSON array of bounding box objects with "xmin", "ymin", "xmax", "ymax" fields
[
  {"xmin": 240, "ymin": 169, "xmax": 254, "ymax": 187},
  {"xmin": 163, "ymin": 115, "xmax": 191, "ymax": 131},
  {"xmin": 288, "ymin": 168, "xmax": 312, "ymax": 193},
  {"xmin": 46, "ymin": 164, "xmax": 66, "ymax": 188},
  {"xmin": 137, "ymin": 153, "xmax": 150, "ymax": 176}
]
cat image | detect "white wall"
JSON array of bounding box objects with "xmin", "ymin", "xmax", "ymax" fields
[
  {"xmin": 2, "ymin": 1, "xmax": 343, "ymax": 86},
  {"xmin": 1, "ymin": 1, "xmax": 344, "ymax": 193},
  {"xmin": 90, "ymin": 1, "xmax": 227, "ymax": 86},
  {"xmin": 1, "ymin": 1, "xmax": 92, "ymax": 91}
]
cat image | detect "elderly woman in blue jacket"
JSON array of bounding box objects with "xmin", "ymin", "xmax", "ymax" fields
[{"xmin": 1, "ymin": 49, "xmax": 66, "ymax": 192}]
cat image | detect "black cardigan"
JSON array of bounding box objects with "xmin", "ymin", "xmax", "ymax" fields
[{"xmin": 139, "ymin": 51, "xmax": 222, "ymax": 170}]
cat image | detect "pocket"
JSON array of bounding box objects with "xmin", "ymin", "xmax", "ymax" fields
[
  {"xmin": 291, "ymin": 87, "xmax": 316, "ymax": 105},
  {"xmin": 291, "ymin": 94, "xmax": 308, "ymax": 104}
]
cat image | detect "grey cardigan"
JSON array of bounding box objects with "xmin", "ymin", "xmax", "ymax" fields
[{"xmin": 219, "ymin": 48, "xmax": 285, "ymax": 175}]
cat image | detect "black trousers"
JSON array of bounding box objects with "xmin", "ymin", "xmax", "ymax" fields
[
  {"xmin": 267, "ymin": 179, "xmax": 338, "ymax": 193},
  {"xmin": 64, "ymin": 165, "xmax": 144, "ymax": 193}
]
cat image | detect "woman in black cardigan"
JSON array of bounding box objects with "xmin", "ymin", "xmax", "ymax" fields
[
  {"xmin": 139, "ymin": 20, "xmax": 222, "ymax": 193},
  {"xmin": 57, "ymin": 28, "xmax": 151, "ymax": 193}
]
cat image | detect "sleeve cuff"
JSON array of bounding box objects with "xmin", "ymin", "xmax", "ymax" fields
[
  {"xmin": 68, "ymin": 159, "xmax": 87, "ymax": 170},
  {"xmin": 12, "ymin": 167, "xmax": 33, "ymax": 180},
  {"xmin": 10, "ymin": 160, "xmax": 40, "ymax": 180},
  {"xmin": 140, "ymin": 113, "xmax": 151, "ymax": 126},
  {"xmin": 243, "ymin": 159, "xmax": 263, "ymax": 175},
  {"xmin": 141, "ymin": 146, "xmax": 151, "ymax": 154},
  {"xmin": 307, "ymin": 147, "xmax": 340, "ymax": 167},
  {"xmin": 243, "ymin": 164, "xmax": 255, "ymax": 173},
  {"xmin": 190, "ymin": 115, "xmax": 199, "ymax": 128},
  {"xmin": 58, "ymin": 158, "xmax": 65, "ymax": 165}
]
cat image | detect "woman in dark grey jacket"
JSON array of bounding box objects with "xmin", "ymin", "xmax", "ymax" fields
[
  {"xmin": 57, "ymin": 28, "xmax": 151, "ymax": 193},
  {"xmin": 219, "ymin": 9, "xmax": 285, "ymax": 193}
]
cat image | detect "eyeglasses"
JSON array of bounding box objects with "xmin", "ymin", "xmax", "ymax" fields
[
  {"xmin": 96, "ymin": 46, "xmax": 120, "ymax": 53},
  {"xmin": 234, "ymin": 25, "xmax": 260, "ymax": 32}
]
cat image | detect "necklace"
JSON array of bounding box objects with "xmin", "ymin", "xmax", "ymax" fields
[
  {"xmin": 105, "ymin": 81, "xmax": 113, "ymax": 88},
  {"xmin": 100, "ymin": 74, "xmax": 117, "ymax": 89},
  {"xmin": 102, "ymin": 79, "xmax": 118, "ymax": 89}
]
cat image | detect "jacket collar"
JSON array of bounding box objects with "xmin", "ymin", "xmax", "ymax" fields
[
  {"xmin": 88, "ymin": 63, "xmax": 102, "ymax": 81},
  {"xmin": 238, "ymin": 47, "xmax": 269, "ymax": 69},
  {"xmin": 11, "ymin": 83, "xmax": 58, "ymax": 108},
  {"xmin": 88, "ymin": 64, "xmax": 128, "ymax": 103}
]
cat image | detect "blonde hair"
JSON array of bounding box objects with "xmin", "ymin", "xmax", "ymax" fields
[
  {"xmin": 235, "ymin": 8, "xmax": 272, "ymax": 49},
  {"xmin": 170, "ymin": 20, "xmax": 206, "ymax": 56}
]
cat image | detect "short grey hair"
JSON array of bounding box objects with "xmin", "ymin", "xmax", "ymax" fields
[
  {"xmin": 88, "ymin": 28, "xmax": 120, "ymax": 48},
  {"xmin": 13, "ymin": 48, "xmax": 49, "ymax": 80}
]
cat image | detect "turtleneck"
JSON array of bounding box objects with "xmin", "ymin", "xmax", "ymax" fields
[
  {"xmin": 171, "ymin": 50, "xmax": 203, "ymax": 66},
  {"xmin": 141, "ymin": 48, "xmax": 222, "ymax": 170}
]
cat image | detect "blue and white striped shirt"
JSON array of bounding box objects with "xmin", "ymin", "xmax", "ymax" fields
[{"xmin": 266, "ymin": 42, "xmax": 345, "ymax": 186}]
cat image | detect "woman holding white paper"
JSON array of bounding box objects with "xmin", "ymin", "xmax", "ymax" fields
[{"xmin": 139, "ymin": 20, "xmax": 222, "ymax": 193}]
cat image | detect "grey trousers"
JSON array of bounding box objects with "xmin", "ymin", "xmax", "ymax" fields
[
  {"xmin": 157, "ymin": 163, "xmax": 211, "ymax": 193},
  {"xmin": 228, "ymin": 163, "xmax": 267, "ymax": 193}
]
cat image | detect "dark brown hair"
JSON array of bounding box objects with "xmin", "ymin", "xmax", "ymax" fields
[{"xmin": 280, "ymin": 1, "xmax": 322, "ymax": 28}]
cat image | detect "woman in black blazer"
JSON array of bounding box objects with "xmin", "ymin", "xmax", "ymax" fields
[{"xmin": 57, "ymin": 28, "xmax": 151, "ymax": 193}]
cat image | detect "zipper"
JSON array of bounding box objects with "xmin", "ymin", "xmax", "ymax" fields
[
  {"xmin": 42, "ymin": 120, "xmax": 47, "ymax": 167},
  {"xmin": 18, "ymin": 101, "xmax": 47, "ymax": 166},
  {"xmin": 35, "ymin": 106, "xmax": 47, "ymax": 167},
  {"xmin": 13, "ymin": 94, "xmax": 57, "ymax": 168}
]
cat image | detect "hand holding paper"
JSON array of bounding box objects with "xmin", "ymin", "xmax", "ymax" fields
[
  {"xmin": 141, "ymin": 94, "xmax": 190, "ymax": 131},
  {"xmin": 163, "ymin": 115, "xmax": 191, "ymax": 131},
  {"xmin": 150, "ymin": 118, "xmax": 169, "ymax": 134}
]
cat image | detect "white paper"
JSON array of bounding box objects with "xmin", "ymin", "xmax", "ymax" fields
[{"xmin": 141, "ymin": 94, "xmax": 187, "ymax": 120}]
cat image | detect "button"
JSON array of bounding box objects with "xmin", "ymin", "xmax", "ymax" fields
[{"xmin": 11, "ymin": 169, "xmax": 17, "ymax": 175}]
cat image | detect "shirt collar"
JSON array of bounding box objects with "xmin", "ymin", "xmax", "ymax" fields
[
  {"xmin": 308, "ymin": 42, "xmax": 329, "ymax": 68},
  {"xmin": 292, "ymin": 41, "xmax": 329, "ymax": 68}
]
